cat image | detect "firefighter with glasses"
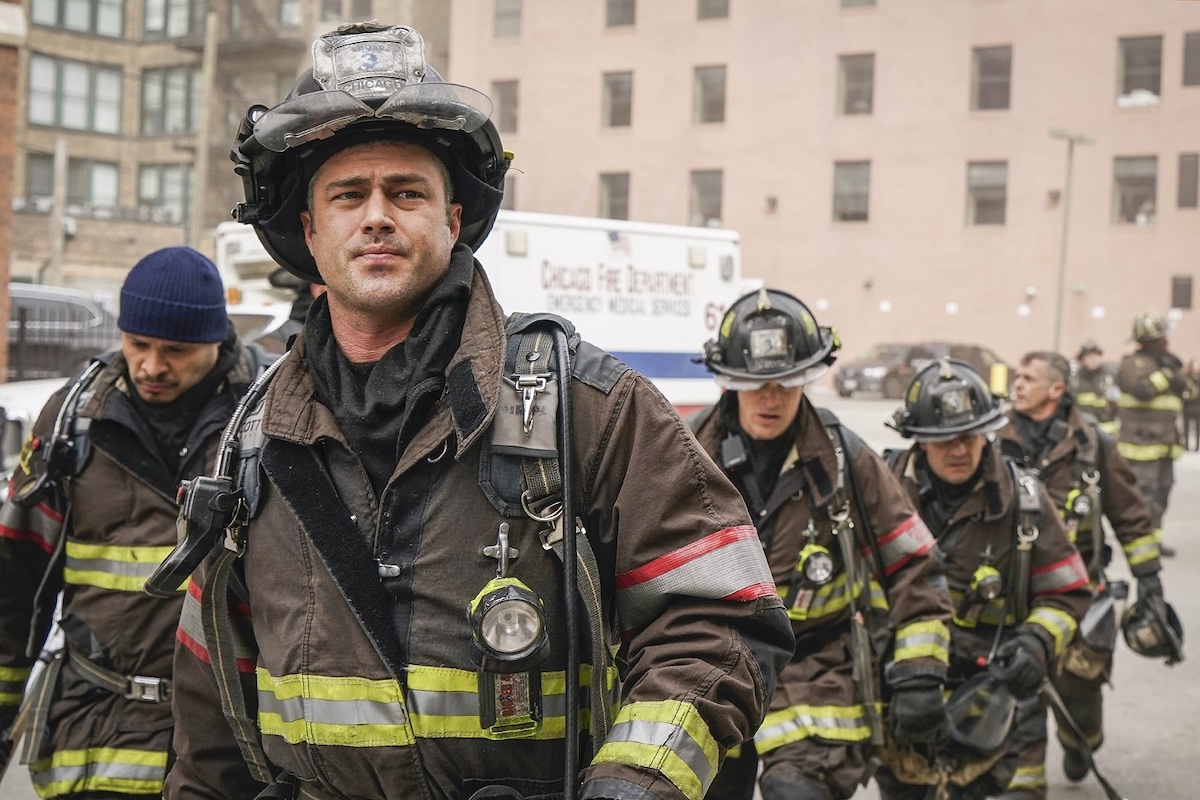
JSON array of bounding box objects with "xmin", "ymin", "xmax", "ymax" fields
[
  {"xmin": 996, "ymin": 350, "xmax": 1171, "ymax": 796},
  {"xmin": 691, "ymin": 288, "xmax": 953, "ymax": 800},
  {"xmin": 161, "ymin": 22, "xmax": 792, "ymax": 800},
  {"xmin": 877, "ymin": 359, "xmax": 1090, "ymax": 800}
]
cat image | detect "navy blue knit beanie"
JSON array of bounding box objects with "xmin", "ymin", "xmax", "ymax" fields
[{"xmin": 118, "ymin": 247, "xmax": 227, "ymax": 343}]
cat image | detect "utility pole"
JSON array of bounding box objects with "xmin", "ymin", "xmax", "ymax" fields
[
  {"xmin": 188, "ymin": 9, "xmax": 218, "ymax": 249},
  {"xmin": 44, "ymin": 137, "xmax": 67, "ymax": 285},
  {"xmin": 1049, "ymin": 128, "xmax": 1093, "ymax": 353}
]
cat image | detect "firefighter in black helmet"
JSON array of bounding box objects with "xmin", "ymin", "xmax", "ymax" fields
[
  {"xmin": 164, "ymin": 21, "xmax": 793, "ymax": 800},
  {"xmin": 1071, "ymin": 341, "xmax": 1117, "ymax": 435},
  {"xmin": 691, "ymin": 288, "xmax": 953, "ymax": 800},
  {"xmin": 877, "ymin": 359, "xmax": 1090, "ymax": 800}
]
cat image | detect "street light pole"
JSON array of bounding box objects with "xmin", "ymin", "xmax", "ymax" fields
[{"xmin": 1049, "ymin": 128, "xmax": 1093, "ymax": 353}]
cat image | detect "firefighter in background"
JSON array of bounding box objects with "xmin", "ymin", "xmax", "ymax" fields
[
  {"xmin": 877, "ymin": 359, "xmax": 1090, "ymax": 800},
  {"xmin": 163, "ymin": 21, "xmax": 793, "ymax": 800},
  {"xmin": 1070, "ymin": 341, "xmax": 1117, "ymax": 436},
  {"xmin": 0, "ymin": 248, "xmax": 264, "ymax": 796},
  {"xmin": 996, "ymin": 351, "xmax": 1165, "ymax": 797},
  {"xmin": 1115, "ymin": 312, "xmax": 1197, "ymax": 558},
  {"xmin": 692, "ymin": 289, "xmax": 953, "ymax": 800}
]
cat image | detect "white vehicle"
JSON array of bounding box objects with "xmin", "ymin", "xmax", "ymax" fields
[{"xmin": 215, "ymin": 213, "xmax": 751, "ymax": 412}]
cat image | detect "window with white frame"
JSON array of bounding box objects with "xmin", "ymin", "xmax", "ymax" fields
[
  {"xmin": 28, "ymin": 54, "xmax": 121, "ymax": 134},
  {"xmin": 142, "ymin": 66, "xmax": 201, "ymax": 135},
  {"xmin": 833, "ymin": 161, "xmax": 870, "ymax": 221},
  {"xmin": 599, "ymin": 173, "xmax": 630, "ymax": 220},
  {"xmin": 31, "ymin": 0, "xmax": 124, "ymax": 37},
  {"xmin": 838, "ymin": 54, "xmax": 874, "ymax": 115},
  {"xmin": 25, "ymin": 153, "xmax": 119, "ymax": 213},
  {"xmin": 495, "ymin": 0, "xmax": 521, "ymax": 37},
  {"xmin": 697, "ymin": 0, "xmax": 727, "ymax": 20},
  {"xmin": 606, "ymin": 0, "xmax": 635, "ymax": 27},
  {"xmin": 279, "ymin": 0, "xmax": 301, "ymax": 27},
  {"xmin": 1118, "ymin": 36, "xmax": 1162, "ymax": 107},
  {"xmin": 602, "ymin": 72, "xmax": 633, "ymax": 127},
  {"xmin": 693, "ymin": 65, "xmax": 726, "ymax": 123},
  {"xmin": 689, "ymin": 170, "xmax": 722, "ymax": 227},
  {"xmin": 966, "ymin": 161, "xmax": 1007, "ymax": 225},
  {"xmin": 1113, "ymin": 156, "xmax": 1157, "ymax": 224},
  {"xmin": 491, "ymin": 80, "xmax": 518, "ymax": 133},
  {"xmin": 144, "ymin": 0, "xmax": 204, "ymax": 39},
  {"xmin": 971, "ymin": 46, "xmax": 1011, "ymax": 110},
  {"xmin": 139, "ymin": 163, "xmax": 192, "ymax": 224}
]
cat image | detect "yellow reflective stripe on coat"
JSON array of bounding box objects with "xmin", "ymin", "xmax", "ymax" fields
[
  {"xmin": 63, "ymin": 542, "xmax": 183, "ymax": 593},
  {"xmin": 1123, "ymin": 531, "xmax": 1162, "ymax": 567},
  {"xmin": 1148, "ymin": 371, "xmax": 1171, "ymax": 393},
  {"xmin": 893, "ymin": 619, "xmax": 950, "ymax": 664},
  {"xmin": 258, "ymin": 664, "xmax": 622, "ymax": 746},
  {"xmin": 755, "ymin": 702, "xmax": 880, "ymax": 752},
  {"xmin": 1118, "ymin": 393, "xmax": 1183, "ymax": 413},
  {"xmin": 406, "ymin": 663, "xmax": 619, "ymax": 739},
  {"xmin": 1117, "ymin": 441, "xmax": 1183, "ymax": 461},
  {"xmin": 257, "ymin": 669, "xmax": 415, "ymax": 747},
  {"xmin": 1024, "ymin": 607, "xmax": 1077, "ymax": 656},
  {"xmin": 780, "ymin": 575, "xmax": 888, "ymax": 622},
  {"xmin": 949, "ymin": 589, "xmax": 1014, "ymax": 627},
  {"xmin": 592, "ymin": 699, "xmax": 719, "ymax": 800},
  {"xmin": 0, "ymin": 664, "xmax": 31, "ymax": 706},
  {"xmin": 29, "ymin": 746, "xmax": 166, "ymax": 798}
]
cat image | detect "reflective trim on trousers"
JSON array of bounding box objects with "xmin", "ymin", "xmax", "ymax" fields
[{"xmin": 1123, "ymin": 532, "xmax": 1162, "ymax": 567}]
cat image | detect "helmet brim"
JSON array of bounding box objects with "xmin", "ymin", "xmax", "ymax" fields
[{"xmin": 899, "ymin": 409, "xmax": 1009, "ymax": 443}]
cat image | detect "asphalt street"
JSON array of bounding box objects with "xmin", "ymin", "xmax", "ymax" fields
[{"xmin": 3, "ymin": 391, "xmax": 1196, "ymax": 800}]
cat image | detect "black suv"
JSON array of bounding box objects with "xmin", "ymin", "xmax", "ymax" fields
[
  {"xmin": 8, "ymin": 283, "xmax": 120, "ymax": 381},
  {"xmin": 835, "ymin": 341, "xmax": 1010, "ymax": 399}
]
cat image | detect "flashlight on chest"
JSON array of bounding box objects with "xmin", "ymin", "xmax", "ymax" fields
[{"xmin": 469, "ymin": 525, "xmax": 550, "ymax": 739}]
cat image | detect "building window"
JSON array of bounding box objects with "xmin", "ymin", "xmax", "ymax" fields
[
  {"xmin": 139, "ymin": 163, "xmax": 192, "ymax": 224},
  {"xmin": 693, "ymin": 65, "xmax": 726, "ymax": 124},
  {"xmin": 697, "ymin": 0, "xmax": 728, "ymax": 19},
  {"xmin": 1118, "ymin": 36, "xmax": 1162, "ymax": 107},
  {"xmin": 599, "ymin": 173, "xmax": 630, "ymax": 220},
  {"xmin": 26, "ymin": 153, "xmax": 119, "ymax": 213},
  {"xmin": 1113, "ymin": 156, "xmax": 1157, "ymax": 224},
  {"xmin": 1172, "ymin": 275, "xmax": 1194, "ymax": 310},
  {"xmin": 841, "ymin": 0, "xmax": 875, "ymax": 6},
  {"xmin": 606, "ymin": 0, "xmax": 635, "ymax": 27},
  {"xmin": 966, "ymin": 161, "xmax": 1007, "ymax": 225},
  {"xmin": 833, "ymin": 161, "xmax": 870, "ymax": 222},
  {"xmin": 141, "ymin": 66, "xmax": 201, "ymax": 135},
  {"xmin": 838, "ymin": 54, "xmax": 874, "ymax": 115},
  {"xmin": 1185, "ymin": 32, "xmax": 1200, "ymax": 86},
  {"xmin": 320, "ymin": 0, "xmax": 340, "ymax": 21},
  {"xmin": 31, "ymin": 0, "xmax": 124, "ymax": 37},
  {"xmin": 602, "ymin": 72, "xmax": 633, "ymax": 127},
  {"xmin": 144, "ymin": 0, "xmax": 204, "ymax": 39},
  {"xmin": 492, "ymin": 80, "xmax": 518, "ymax": 133},
  {"xmin": 28, "ymin": 55, "xmax": 121, "ymax": 134},
  {"xmin": 494, "ymin": 0, "xmax": 521, "ymax": 36},
  {"xmin": 689, "ymin": 170, "xmax": 722, "ymax": 227},
  {"xmin": 501, "ymin": 176, "xmax": 516, "ymax": 211},
  {"xmin": 1180, "ymin": 153, "xmax": 1199, "ymax": 208},
  {"xmin": 279, "ymin": 0, "xmax": 301, "ymax": 27},
  {"xmin": 971, "ymin": 46, "xmax": 1011, "ymax": 111}
]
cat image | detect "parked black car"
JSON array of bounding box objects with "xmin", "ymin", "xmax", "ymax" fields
[
  {"xmin": 7, "ymin": 283, "xmax": 120, "ymax": 381},
  {"xmin": 835, "ymin": 341, "xmax": 1010, "ymax": 399}
]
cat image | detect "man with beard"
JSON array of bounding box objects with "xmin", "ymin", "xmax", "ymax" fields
[{"xmin": 0, "ymin": 246, "xmax": 263, "ymax": 797}]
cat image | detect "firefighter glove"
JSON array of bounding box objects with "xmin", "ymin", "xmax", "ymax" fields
[
  {"xmin": 993, "ymin": 632, "xmax": 1048, "ymax": 698},
  {"xmin": 1138, "ymin": 573, "xmax": 1164, "ymax": 600},
  {"xmin": 889, "ymin": 677, "xmax": 947, "ymax": 747}
]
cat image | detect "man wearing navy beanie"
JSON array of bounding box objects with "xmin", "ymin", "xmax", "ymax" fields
[{"xmin": 0, "ymin": 246, "xmax": 266, "ymax": 798}]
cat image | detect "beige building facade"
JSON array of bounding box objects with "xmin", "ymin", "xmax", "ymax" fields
[{"xmin": 448, "ymin": 0, "xmax": 1200, "ymax": 365}]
